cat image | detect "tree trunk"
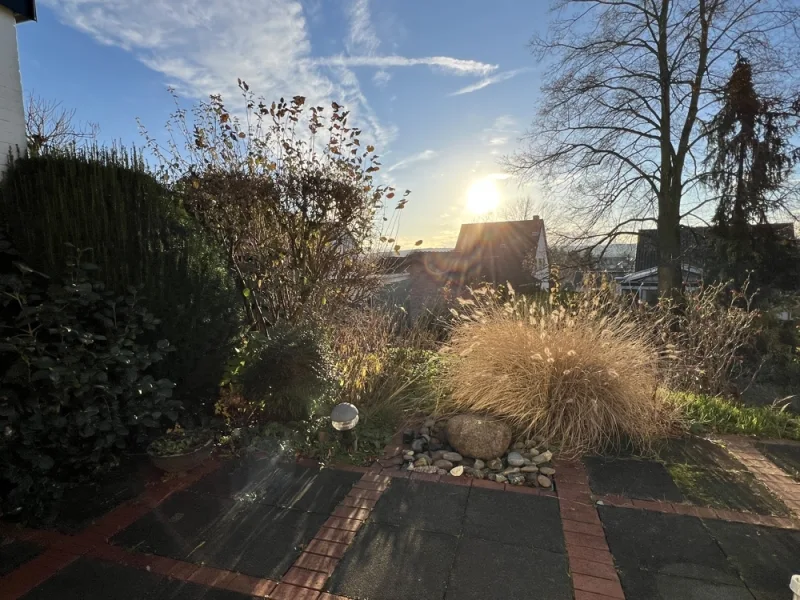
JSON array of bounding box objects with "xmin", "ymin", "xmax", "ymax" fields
[{"xmin": 657, "ymin": 185, "xmax": 682, "ymax": 298}]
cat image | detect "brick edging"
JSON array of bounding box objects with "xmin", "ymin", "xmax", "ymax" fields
[
  {"xmin": 554, "ymin": 460, "xmax": 626, "ymax": 600},
  {"xmin": 720, "ymin": 436, "xmax": 800, "ymax": 517}
]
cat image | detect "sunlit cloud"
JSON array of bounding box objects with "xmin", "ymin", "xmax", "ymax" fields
[
  {"xmin": 449, "ymin": 68, "xmax": 530, "ymax": 96},
  {"xmin": 489, "ymin": 136, "xmax": 508, "ymax": 146},
  {"xmin": 346, "ymin": 0, "xmax": 379, "ymax": 56},
  {"xmin": 388, "ymin": 149, "xmax": 438, "ymax": 172},
  {"xmin": 314, "ymin": 55, "xmax": 497, "ymax": 76}
]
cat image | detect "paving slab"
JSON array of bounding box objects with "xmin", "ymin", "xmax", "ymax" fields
[
  {"xmin": 704, "ymin": 518, "xmax": 800, "ymax": 600},
  {"xmin": 666, "ymin": 464, "xmax": 790, "ymax": 516},
  {"xmin": 585, "ymin": 457, "xmax": 685, "ymax": 502},
  {"xmin": 616, "ymin": 568, "xmax": 756, "ymax": 600},
  {"xmin": 657, "ymin": 437, "xmax": 745, "ymax": 471},
  {"xmin": 0, "ymin": 536, "xmax": 41, "ymax": 576},
  {"xmin": 325, "ymin": 521, "xmax": 459, "ymax": 600},
  {"xmin": 21, "ymin": 556, "xmax": 253, "ymax": 600},
  {"xmin": 756, "ymin": 441, "xmax": 800, "ymax": 481},
  {"xmin": 445, "ymin": 536, "xmax": 571, "ymax": 600},
  {"xmin": 113, "ymin": 489, "xmax": 325, "ymax": 579},
  {"xmin": 369, "ymin": 479, "xmax": 469, "ymax": 535},
  {"xmin": 598, "ymin": 506, "xmax": 743, "ymax": 586},
  {"xmin": 463, "ymin": 488, "xmax": 565, "ymax": 554},
  {"xmin": 188, "ymin": 458, "xmax": 360, "ymax": 514}
]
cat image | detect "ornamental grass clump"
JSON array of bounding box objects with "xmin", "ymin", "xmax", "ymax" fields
[{"xmin": 440, "ymin": 285, "xmax": 678, "ymax": 457}]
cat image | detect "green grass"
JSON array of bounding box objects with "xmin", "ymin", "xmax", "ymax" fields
[{"xmin": 672, "ymin": 391, "xmax": 800, "ymax": 440}]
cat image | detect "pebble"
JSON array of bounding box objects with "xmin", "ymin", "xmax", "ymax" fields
[
  {"xmin": 506, "ymin": 472, "xmax": 525, "ymax": 486},
  {"xmin": 431, "ymin": 450, "xmax": 445, "ymax": 461},
  {"xmin": 414, "ymin": 456, "xmax": 431, "ymax": 467},
  {"xmin": 442, "ymin": 451, "xmax": 463, "ymax": 462},
  {"xmin": 522, "ymin": 458, "xmax": 533, "ymax": 466},
  {"xmin": 414, "ymin": 465, "xmax": 439, "ymax": 474},
  {"xmin": 406, "ymin": 462, "xmax": 415, "ymax": 471},
  {"xmin": 529, "ymin": 448, "xmax": 540, "ymax": 457},
  {"xmin": 532, "ymin": 452, "xmax": 551, "ymax": 465},
  {"xmin": 537, "ymin": 475, "xmax": 552, "ymax": 488},
  {"xmin": 534, "ymin": 435, "xmax": 545, "ymax": 443},
  {"xmin": 411, "ymin": 439, "xmax": 426, "ymax": 453},
  {"xmin": 437, "ymin": 468, "xmax": 448, "ymax": 476},
  {"xmin": 487, "ymin": 458, "xmax": 504, "ymax": 471},
  {"xmin": 521, "ymin": 465, "xmax": 539, "ymax": 473},
  {"xmin": 434, "ymin": 459, "xmax": 454, "ymax": 470},
  {"xmin": 502, "ymin": 467, "xmax": 521, "ymax": 475},
  {"xmin": 495, "ymin": 474, "xmax": 508, "ymax": 483},
  {"xmin": 450, "ymin": 465, "xmax": 464, "ymax": 477},
  {"xmin": 513, "ymin": 441, "xmax": 525, "ymax": 450},
  {"xmin": 506, "ymin": 452, "xmax": 525, "ymax": 467},
  {"xmin": 524, "ymin": 472, "xmax": 539, "ymax": 483},
  {"xmin": 539, "ymin": 467, "xmax": 556, "ymax": 476},
  {"xmin": 473, "ymin": 459, "xmax": 485, "ymax": 471},
  {"xmin": 403, "ymin": 454, "xmax": 415, "ymax": 462},
  {"xmin": 472, "ymin": 469, "xmax": 486, "ymax": 480},
  {"xmin": 428, "ymin": 438, "xmax": 443, "ymax": 452},
  {"xmin": 525, "ymin": 439, "xmax": 537, "ymax": 449}
]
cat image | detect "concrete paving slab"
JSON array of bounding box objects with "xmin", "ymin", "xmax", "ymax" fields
[
  {"xmin": 617, "ymin": 568, "xmax": 756, "ymax": 600},
  {"xmin": 464, "ymin": 488, "xmax": 565, "ymax": 554},
  {"xmin": 326, "ymin": 521, "xmax": 459, "ymax": 600},
  {"xmin": 585, "ymin": 457, "xmax": 684, "ymax": 502},
  {"xmin": 657, "ymin": 437, "xmax": 746, "ymax": 471},
  {"xmin": 598, "ymin": 506, "xmax": 743, "ymax": 586},
  {"xmin": 445, "ymin": 536, "xmax": 571, "ymax": 600},
  {"xmin": 0, "ymin": 536, "xmax": 41, "ymax": 576},
  {"xmin": 369, "ymin": 479, "xmax": 469, "ymax": 535}
]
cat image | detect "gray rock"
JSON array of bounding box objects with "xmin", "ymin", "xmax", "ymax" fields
[
  {"xmin": 529, "ymin": 448, "xmax": 540, "ymax": 457},
  {"xmin": 460, "ymin": 457, "xmax": 475, "ymax": 468},
  {"xmin": 525, "ymin": 438, "xmax": 538, "ymax": 449},
  {"xmin": 414, "ymin": 456, "xmax": 431, "ymax": 467},
  {"xmin": 487, "ymin": 473, "xmax": 496, "ymax": 482},
  {"xmin": 506, "ymin": 452, "xmax": 525, "ymax": 467},
  {"xmin": 487, "ymin": 458, "xmax": 504, "ymax": 471},
  {"xmin": 507, "ymin": 472, "xmax": 525, "ymax": 486},
  {"xmin": 513, "ymin": 441, "xmax": 525, "ymax": 450},
  {"xmin": 521, "ymin": 465, "xmax": 539, "ymax": 473},
  {"xmin": 414, "ymin": 465, "xmax": 439, "ymax": 474},
  {"xmin": 524, "ymin": 472, "xmax": 539, "ymax": 483},
  {"xmin": 421, "ymin": 434, "xmax": 431, "ymax": 443},
  {"xmin": 411, "ymin": 438, "xmax": 426, "ymax": 453},
  {"xmin": 539, "ymin": 467, "xmax": 556, "ymax": 476},
  {"xmin": 437, "ymin": 468, "xmax": 448, "ymax": 476},
  {"xmin": 406, "ymin": 462, "xmax": 415, "ymax": 471},
  {"xmin": 473, "ymin": 459, "xmax": 485, "ymax": 471},
  {"xmin": 537, "ymin": 475, "xmax": 552, "ymax": 488},
  {"xmin": 450, "ymin": 465, "xmax": 464, "ymax": 477},
  {"xmin": 502, "ymin": 467, "xmax": 521, "ymax": 475},
  {"xmin": 431, "ymin": 450, "xmax": 446, "ymax": 461},
  {"xmin": 522, "ymin": 458, "xmax": 533, "ymax": 466},
  {"xmin": 434, "ymin": 459, "xmax": 454, "ymax": 470},
  {"xmin": 495, "ymin": 474, "xmax": 508, "ymax": 484},
  {"xmin": 446, "ymin": 414, "xmax": 513, "ymax": 461},
  {"xmin": 532, "ymin": 452, "xmax": 552, "ymax": 465},
  {"xmin": 442, "ymin": 451, "xmax": 463, "ymax": 463},
  {"xmin": 472, "ymin": 469, "xmax": 486, "ymax": 480},
  {"xmin": 403, "ymin": 453, "xmax": 415, "ymax": 462}
]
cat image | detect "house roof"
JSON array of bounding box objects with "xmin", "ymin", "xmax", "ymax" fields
[
  {"xmin": 455, "ymin": 218, "xmax": 544, "ymax": 258},
  {"xmin": 1, "ymin": 0, "xmax": 37, "ymax": 22},
  {"xmin": 634, "ymin": 223, "xmax": 795, "ymax": 272}
]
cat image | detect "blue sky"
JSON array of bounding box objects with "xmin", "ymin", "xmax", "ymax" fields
[{"xmin": 17, "ymin": 0, "xmax": 552, "ymax": 248}]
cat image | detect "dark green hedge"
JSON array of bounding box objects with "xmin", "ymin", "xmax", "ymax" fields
[{"xmin": 0, "ymin": 147, "xmax": 243, "ymax": 414}]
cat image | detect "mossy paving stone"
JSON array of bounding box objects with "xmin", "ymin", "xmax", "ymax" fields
[
  {"xmin": 369, "ymin": 478, "xmax": 470, "ymax": 536},
  {"xmin": 0, "ymin": 536, "xmax": 41, "ymax": 576},
  {"xmin": 615, "ymin": 569, "xmax": 756, "ymax": 600},
  {"xmin": 755, "ymin": 441, "xmax": 800, "ymax": 481},
  {"xmin": 584, "ymin": 456, "xmax": 685, "ymax": 502},
  {"xmin": 704, "ymin": 519, "xmax": 800, "ymax": 600},
  {"xmin": 21, "ymin": 556, "xmax": 256, "ymax": 599},
  {"xmin": 187, "ymin": 458, "xmax": 361, "ymax": 514},
  {"xmin": 666, "ymin": 464, "xmax": 790, "ymax": 516},
  {"xmin": 598, "ymin": 506, "xmax": 743, "ymax": 586},
  {"xmin": 656, "ymin": 437, "xmax": 745, "ymax": 471}
]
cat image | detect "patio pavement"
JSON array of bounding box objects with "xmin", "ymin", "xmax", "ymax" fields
[{"xmin": 1, "ymin": 436, "xmax": 799, "ymax": 600}]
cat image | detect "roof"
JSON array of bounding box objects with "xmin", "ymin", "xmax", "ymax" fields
[
  {"xmin": 1, "ymin": 0, "xmax": 37, "ymax": 22},
  {"xmin": 634, "ymin": 223, "xmax": 795, "ymax": 272}
]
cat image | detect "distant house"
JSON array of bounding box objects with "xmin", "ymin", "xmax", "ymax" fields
[
  {"xmin": 621, "ymin": 224, "xmax": 796, "ymax": 301},
  {"xmin": 0, "ymin": 0, "xmax": 36, "ymax": 176},
  {"xmin": 380, "ymin": 217, "xmax": 549, "ymax": 316}
]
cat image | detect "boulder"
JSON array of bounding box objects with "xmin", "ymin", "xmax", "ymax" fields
[{"xmin": 446, "ymin": 415, "xmax": 513, "ymax": 461}]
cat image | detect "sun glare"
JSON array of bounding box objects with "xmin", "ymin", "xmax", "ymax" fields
[{"xmin": 466, "ymin": 178, "xmax": 500, "ymax": 214}]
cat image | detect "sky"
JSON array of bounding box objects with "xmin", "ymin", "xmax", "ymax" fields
[{"xmin": 16, "ymin": 0, "xmax": 552, "ymax": 249}]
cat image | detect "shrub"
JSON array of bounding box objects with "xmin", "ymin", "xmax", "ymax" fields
[
  {"xmin": 217, "ymin": 323, "xmax": 333, "ymax": 426},
  {"xmin": 440, "ymin": 286, "xmax": 678, "ymax": 457},
  {"xmin": 0, "ymin": 148, "xmax": 243, "ymax": 414},
  {"xmin": 0, "ymin": 252, "xmax": 180, "ymax": 520}
]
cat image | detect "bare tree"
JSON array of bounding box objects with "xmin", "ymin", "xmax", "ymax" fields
[
  {"xmin": 25, "ymin": 93, "xmax": 99, "ymax": 156},
  {"xmin": 509, "ymin": 0, "xmax": 799, "ymax": 296},
  {"xmin": 500, "ymin": 195, "xmax": 542, "ymax": 221}
]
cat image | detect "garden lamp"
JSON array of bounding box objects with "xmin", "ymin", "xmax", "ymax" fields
[{"xmin": 331, "ymin": 403, "xmax": 359, "ymax": 452}]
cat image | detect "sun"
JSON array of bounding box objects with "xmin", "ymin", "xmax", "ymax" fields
[{"xmin": 466, "ymin": 178, "xmax": 500, "ymax": 215}]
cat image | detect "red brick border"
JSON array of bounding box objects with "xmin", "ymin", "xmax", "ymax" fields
[
  {"xmin": 268, "ymin": 472, "xmax": 391, "ymax": 600},
  {"xmin": 720, "ymin": 436, "xmax": 800, "ymax": 517},
  {"xmin": 554, "ymin": 459, "xmax": 626, "ymax": 600}
]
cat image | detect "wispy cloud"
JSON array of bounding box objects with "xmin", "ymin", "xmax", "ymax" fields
[
  {"xmin": 491, "ymin": 115, "xmax": 518, "ymax": 131},
  {"xmin": 488, "ymin": 136, "xmax": 508, "ymax": 146},
  {"xmin": 450, "ymin": 68, "xmax": 529, "ymax": 96},
  {"xmin": 346, "ymin": 0, "xmax": 379, "ymax": 56},
  {"xmin": 314, "ymin": 55, "xmax": 497, "ymax": 76},
  {"xmin": 388, "ymin": 149, "xmax": 438, "ymax": 172},
  {"xmin": 373, "ymin": 70, "xmax": 392, "ymax": 87}
]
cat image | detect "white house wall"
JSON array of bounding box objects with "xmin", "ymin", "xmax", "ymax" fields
[{"xmin": 0, "ymin": 6, "xmax": 26, "ymax": 177}]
